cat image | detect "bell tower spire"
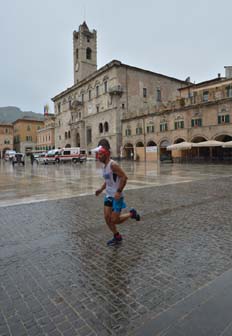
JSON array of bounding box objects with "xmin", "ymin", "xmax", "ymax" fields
[{"xmin": 73, "ymin": 22, "xmax": 97, "ymax": 84}]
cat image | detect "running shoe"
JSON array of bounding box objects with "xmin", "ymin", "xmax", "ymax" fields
[
  {"xmin": 107, "ymin": 234, "xmax": 122, "ymax": 246},
  {"xmin": 130, "ymin": 208, "xmax": 141, "ymax": 221}
]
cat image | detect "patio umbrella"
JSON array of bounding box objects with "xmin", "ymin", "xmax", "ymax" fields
[
  {"xmin": 167, "ymin": 141, "xmax": 193, "ymax": 150},
  {"xmin": 222, "ymin": 141, "xmax": 232, "ymax": 148},
  {"xmin": 192, "ymin": 140, "xmax": 224, "ymax": 147}
]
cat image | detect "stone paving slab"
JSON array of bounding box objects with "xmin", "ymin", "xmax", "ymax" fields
[{"xmin": 1, "ymin": 176, "xmax": 232, "ymax": 335}]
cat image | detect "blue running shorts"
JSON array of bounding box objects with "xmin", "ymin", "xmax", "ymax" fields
[{"xmin": 104, "ymin": 196, "xmax": 126, "ymax": 213}]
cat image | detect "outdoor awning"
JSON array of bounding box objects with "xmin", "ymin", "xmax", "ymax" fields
[
  {"xmin": 192, "ymin": 140, "xmax": 224, "ymax": 147},
  {"xmin": 222, "ymin": 141, "xmax": 232, "ymax": 148},
  {"xmin": 167, "ymin": 142, "xmax": 193, "ymax": 150}
]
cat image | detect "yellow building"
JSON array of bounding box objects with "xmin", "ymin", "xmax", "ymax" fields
[
  {"xmin": 36, "ymin": 114, "xmax": 55, "ymax": 151},
  {"xmin": 0, "ymin": 124, "xmax": 14, "ymax": 158},
  {"xmin": 13, "ymin": 118, "xmax": 44, "ymax": 153}
]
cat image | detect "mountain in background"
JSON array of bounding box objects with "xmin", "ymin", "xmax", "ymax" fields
[{"xmin": 0, "ymin": 106, "xmax": 44, "ymax": 123}]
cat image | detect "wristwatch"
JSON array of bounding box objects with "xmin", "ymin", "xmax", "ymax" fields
[{"xmin": 117, "ymin": 188, "xmax": 122, "ymax": 193}]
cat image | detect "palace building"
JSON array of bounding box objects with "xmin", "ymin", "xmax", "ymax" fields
[
  {"xmin": 52, "ymin": 22, "xmax": 232, "ymax": 161},
  {"xmin": 52, "ymin": 22, "xmax": 188, "ymax": 158}
]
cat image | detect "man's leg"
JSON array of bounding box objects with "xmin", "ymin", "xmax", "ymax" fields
[{"xmin": 104, "ymin": 206, "xmax": 117, "ymax": 234}]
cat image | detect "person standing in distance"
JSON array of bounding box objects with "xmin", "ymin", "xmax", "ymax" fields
[{"xmin": 94, "ymin": 141, "xmax": 140, "ymax": 246}]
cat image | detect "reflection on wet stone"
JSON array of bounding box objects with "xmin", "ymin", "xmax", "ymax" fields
[{"xmin": 1, "ymin": 162, "xmax": 232, "ymax": 334}]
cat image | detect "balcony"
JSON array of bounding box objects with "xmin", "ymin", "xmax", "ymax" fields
[{"xmin": 108, "ymin": 85, "xmax": 123, "ymax": 96}]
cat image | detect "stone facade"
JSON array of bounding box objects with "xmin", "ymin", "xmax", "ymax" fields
[
  {"xmin": 36, "ymin": 114, "xmax": 55, "ymax": 151},
  {"xmin": 13, "ymin": 119, "xmax": 44, "ymax": 153},
  {"xmin": 122, "ymin": 71, "xmax": 232, "ymax": 161},
  {"xmin": 52, "ymin": 22, "xmax": 187, "ymax": 157},
  {"xmin": 0, "ymin": 124, "xmax": 14, "ymax": 158}
]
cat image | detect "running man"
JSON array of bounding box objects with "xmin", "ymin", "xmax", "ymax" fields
[{"xmin": 94, "ymin": 141, "xmax": 140, "ymax": 246}]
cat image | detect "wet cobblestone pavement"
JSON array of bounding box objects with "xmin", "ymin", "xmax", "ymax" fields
[{"xmin": 1, "ymin": 163, "xmax": 232, "ymax": 335}]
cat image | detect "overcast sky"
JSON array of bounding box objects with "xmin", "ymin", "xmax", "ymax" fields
[{"xmin": 0, "ymin": 0, "xmax": 231, "ymax": 114}]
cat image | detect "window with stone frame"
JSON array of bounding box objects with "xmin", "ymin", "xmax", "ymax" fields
[
  {"xmin": 146, "ymin": 125, "xmax": 154, "ymax": 133},
  {"xmin": 136, "ymin": 127, "xmax": 143, "ymax": 135},
  {"xmin": 99, "ymin": 123, "xmax": 103, "ymax": 133},
  {"xmin": 86, "ymin": 48, "xmax": 92, "ymax": 60},
  {"xmin": 104, "ymin": 122, "xmax": 109, "ymax": 132},
  {"xmin": 86, "ymin": 128, "xmax": 92, "ymax": 144},
  {"xmin": 191, "ymin": 118, "xmax": 202, "ymax": 127},
  {"xmin": 218, "ymin": 114, "xmax": 230, "ymax": 124},
  {"xmin": 125, "ymin": 128, "xmax": 131, "ymax": 136},
  {"xmin": 160, "ymin": 121, "xmax": 168, "ymax": 132},
  {"xmin": 203, "ymin": 91, "xmax": 209, "ymax": 102},
  {"xmin": 156, "ymin": 88, "xmax": 162, "ymax": 102},
  {"xmin": 96, "ymin": 85, "xmax": 99, "ymax": 97},
  {"xmin": 143, "ymin": 88, "xmax": 147, "ymax": 98},
  {"xmin": 57, "ymin": 102, "xmax": 61, "ymax": 113},
  {"xmin": 226, "ymin": 85, "xmax": 232, "ymax": 98},
  {"xmin": 104, "ymin": 81, "xmax": 108, "ymax": 93},
  {"xmin": 174, "ymin": 117, "xmax": 184, "ymax": 129}
]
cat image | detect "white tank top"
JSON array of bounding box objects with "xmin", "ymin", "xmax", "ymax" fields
[{"xmin": 102, "ymin": 159, "xmax": 123, "ymax": 197}]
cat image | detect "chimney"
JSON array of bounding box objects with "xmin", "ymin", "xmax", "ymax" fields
[{"xmin": 224, "ymin": 66, "xmax": 232, "ymax": 79}]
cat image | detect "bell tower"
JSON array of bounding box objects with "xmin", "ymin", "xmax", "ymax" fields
[{"xmin": 73, "ymin": 22, "xmax": 97, "ymax": 84}]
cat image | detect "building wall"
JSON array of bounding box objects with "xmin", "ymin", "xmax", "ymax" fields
[
  {"xmin": 122, "ymin": 81, "xmax": 232, "ymax": 161},
  {"xmin": 0, "ymin": 124, "xmax": 14, "ymax": 158},
  {"xmin": 13, "ymin": 119, "xmax": 44, "ymax": 153},
  {"xmin": 53, "ymin": 62, "xmax": 186, "ymax": 157},
  {"xmin": 37, "ymin": 116, "xmax": 55, "ymax": 150}
]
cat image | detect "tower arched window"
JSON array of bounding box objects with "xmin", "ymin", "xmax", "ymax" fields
[
  {"xmin": 76, "ymin": 48, "xmax": 79, "ymax": 60},
  {"xmin": 86, "ymin": 48, "xmax": 92, "ymax": 60},
  {"xmin": 99, "ymin": 123, "xmax": 103, "ymax": 133},
  {"xmin": 104, "ymin": 122, "xmax": 109, "ymax": 132}
]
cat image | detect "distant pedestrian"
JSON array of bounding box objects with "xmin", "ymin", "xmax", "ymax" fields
[
  {"xmin": 30, "ymin": 153, "xmax": 34, "ymax": 165},
  {"xmin": 94, "ymin": 140, "xmax": 140, "ymax": 246}
]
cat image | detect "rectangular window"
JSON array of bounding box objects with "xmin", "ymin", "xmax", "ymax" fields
[
  {"xmin": 143, "ymin": 88, "xmax": 147, "ymax": 98},
  {"xmin": 156, "ymin": 88, "xmax": 161, "ymax": 102},
  {"xmin": 218, "ymin": 115, "xmax": 230, "ymax": 124},
  {"xmin": 96, "ymin": 86, "xmax": 99, "ymax": 97},
  {"xmin": 58, "ymin": 103, "xmax": 61, "ymax": 113},
  {"xmin": 69, "ymin": 100, "xmax": 72, "ymax": 109},
  {"xmin": 226, "ymin": 86, "xmax": 232, "ymax": 98},
  {"xmin": 81, "ymin": 93, "xmax": 84, "ymax": 103},
  {"xmin": 96, "ymin": 105, "xmax": 99, "ymax": 113},
  {"xmin": 104, "ymin": 81, "xmax": 108, "ymax": 93},
  {"xmin": 136, "ymin": 127, "xmax": 143, "ymax": 135},
  {"xmin": 88, "ymin": 90, "xmax": 91, "ymax": 100},
  {"xmin": 86, "ymin": 128, "xmax": 92, "ymax": 144},
  {"xmin": 125, "ymin": 129, "xmax": 131, "ymax": 136},
  {"xmin": 191, "ymin": 118, "xmax": 202, "ymax": 127},
  {"xmin": 174, "ymin": 120, "xmax": 184, "ymax": 129},
  {"xmin": 160, "ymin": 123, "xmax": 168, "ymax": 132},
  {"xmin": 203, "ymin": 91, "xmax": 209, "ymax": 102},
  {"xmin": 147, "ymin": 125, "xmax": 154, "ymax": 133}
]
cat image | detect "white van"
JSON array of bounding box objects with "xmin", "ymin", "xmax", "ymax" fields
[
  {"xmin": 55, "ymin": 147, "xmax": 87, "ymax": 163},
  {"xmin": 44, "ymin": 149, "xmax": 61, "ymax": 164}
]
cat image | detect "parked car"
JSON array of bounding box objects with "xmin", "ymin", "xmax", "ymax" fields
[
  {"xmin": 34, "ymin": 152, "xmax": 46, "ymax": 164},
  {"xmin": 12, "ymin": 153, "xmax": 25, "ymax": 166},
  {"xmin": 4, "ymin": 150, "xmax": 16, "ymax": 161}
]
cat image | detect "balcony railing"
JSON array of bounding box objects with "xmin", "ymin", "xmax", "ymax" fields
[{"xmin": 108, "ymin": 85, "xmax": 123, "ymax": 95}]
